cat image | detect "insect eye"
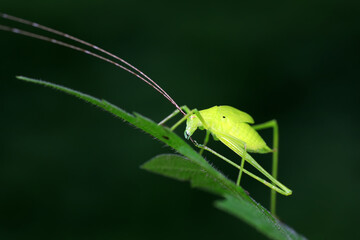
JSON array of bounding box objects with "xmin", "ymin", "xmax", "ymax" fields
[{"xmin": 222, "ymin": 116, "xmax": 226, "ymax": 119}]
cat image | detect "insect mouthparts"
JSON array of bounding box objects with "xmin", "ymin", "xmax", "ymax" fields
[{"xmin": 184, "ymin": 131, "xmax": 190, "ymax": 140}]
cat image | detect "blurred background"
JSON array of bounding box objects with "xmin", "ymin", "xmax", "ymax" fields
[{"xmin": 1, "ymin": 1, "xmax": 359, "ymax": 239}]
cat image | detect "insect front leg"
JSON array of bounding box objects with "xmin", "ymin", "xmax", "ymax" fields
[
  {"xmin": 199, "ymin": 130, "xmax": 210, "ymax": 155},
  {"xmin": 160, "ymin": 107, "xmax": 211, "ymax": 156},
  {"xmin": 158, "ymin": 105, "xmax": 192, "ymax": 126},
  {"xmin": 189, "ymin": 109, "xmax": 212, "ymax": 155},
  {"xmin": 252, "ymin": 119, "xmax": 279, "ymax": 216}
]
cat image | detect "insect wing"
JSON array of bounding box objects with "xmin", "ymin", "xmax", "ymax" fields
[{"xmin": 217, "ymin": 106, "xmax": 255, "ymax": 124}]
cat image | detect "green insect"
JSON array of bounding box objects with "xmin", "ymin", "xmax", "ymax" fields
[
  {"xmin": 159, "ymin": 105, "xmax": 292, "ymax": 215},
  {"xmin": 0, "ymin": 13, "xmax": 292, "ymax": 216}
]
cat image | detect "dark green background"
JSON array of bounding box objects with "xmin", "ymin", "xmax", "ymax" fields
[{"xmin": 1, "ymin": 1, "xmax": 359, "ymax": 239}]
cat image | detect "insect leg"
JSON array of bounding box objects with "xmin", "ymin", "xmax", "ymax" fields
[
  {"xmin": 252, "ymin": 119, "xmax": 279, "ymax": 215},
  {"xmin": 170, "ymin": 108, "xmax": 208, "ymax": 131},
  {"xmin": 189, "ymin": 109, "xmax": 213, "ymax": 155},
  {"xmin": 194, "ymin": 142, "xmax": 289, "ymax": 195},
  {"xmin": 170, "ymin": 111, "xmax": 193, "ymax": 131},
  {"xmin": 199, "ymin": 130, "xmax": 211, "ymax": 155},
  {"xmin": 236, "ymin": 144, "xmax": 247, "ymax": 186},
  {"xmin": 158, "ymin": 105, "xmax": 192, "ymax": 126},
  {"xmin": 192, "ymin": 109, "xmax": 209, "ymax": 129},
  {"xmin": 212, "ymin": 132, "xmax": 292, "ymax": 197}
]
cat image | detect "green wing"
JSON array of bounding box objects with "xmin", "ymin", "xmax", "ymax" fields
[{"xmin": 217, "ymin": 106, "xmax": 254, "ymax": 124}]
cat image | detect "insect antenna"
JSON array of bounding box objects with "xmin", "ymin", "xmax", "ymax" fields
[{"xmin": 0, "ymin": 12, "xmax": 186, "ymax": 116}]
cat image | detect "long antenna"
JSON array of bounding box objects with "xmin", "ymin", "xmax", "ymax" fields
[{"xmin": 0, "ymin": 12, "xmax": 186, "ymax": 116}]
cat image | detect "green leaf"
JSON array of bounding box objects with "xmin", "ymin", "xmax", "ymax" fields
[
  {"xmin": 142, "ymin": 154, "xmax": 306, "ymax": 240},
  {"xmin": 141, "ymin": 154, "xmax": 229, "ymax": 195},
  {"xmin": 17, "ymin": 76, "xmax": 307, "ymax": 240}
]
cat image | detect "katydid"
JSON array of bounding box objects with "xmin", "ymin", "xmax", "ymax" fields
[{"xmin": 0, "ymin": 13, "xmax": 292, "ymax": 216}]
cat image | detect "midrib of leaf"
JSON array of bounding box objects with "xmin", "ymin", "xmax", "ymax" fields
[{"xmin": 17, "ymin": 76, "xmax": 306, "ymax": 240}]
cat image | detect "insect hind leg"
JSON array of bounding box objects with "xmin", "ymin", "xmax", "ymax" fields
[{"xmin": 193, "ymin": 142, "xmax": 290, "ymax": 197}]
